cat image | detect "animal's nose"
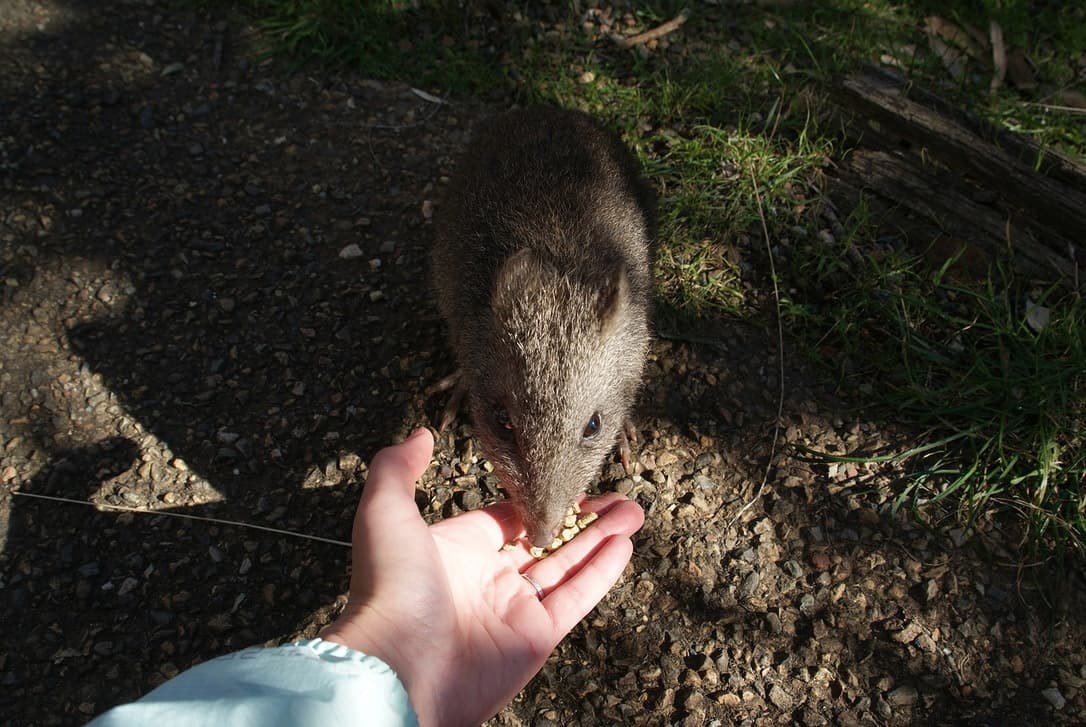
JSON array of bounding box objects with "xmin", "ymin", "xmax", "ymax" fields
[{"xmin": 527, "ymin": 522, "xmax": 558, "ymax": 548}]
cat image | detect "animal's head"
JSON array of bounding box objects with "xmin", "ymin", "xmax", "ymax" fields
[{"xmin": 469, "ymin": 248, "xmax": 648, "ymax": 546}]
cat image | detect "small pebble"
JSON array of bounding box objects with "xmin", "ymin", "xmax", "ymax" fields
[
  {"xmin": 1042, "ymin": 687, "xmax": 1066, "ymax": 710},
  {"xmin": 887, "ymin": 685, "xmax": 918, "ymax": 707},
  {"xmin": 339, "ymin": 244, "xmax": 364, "ymax": 259},
  {"xmin": 768, "ymin": 684, "xmax": 793, "ymax": 711}
]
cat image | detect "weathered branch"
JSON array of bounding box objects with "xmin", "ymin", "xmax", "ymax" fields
[
  {"xmin": 828, "ymin": 66, "xmax": 1085, "ymax": 285},
  {"xmin": 612, "ymin": 9, "xmax": 690, "ymax": 49},
  {"xmin": 837, "ymin": 67, "xmax": 1086, "ymax": 242}
]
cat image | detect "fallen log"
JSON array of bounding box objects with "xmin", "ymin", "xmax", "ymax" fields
[{"xmin": 828, "ymin": 66, "xmax": 1085, "ymax": 285}]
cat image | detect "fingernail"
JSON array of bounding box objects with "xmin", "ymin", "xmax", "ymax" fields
[{"xmin": 407, "ymin": 427, "xmax": 430, "ymax": 441}]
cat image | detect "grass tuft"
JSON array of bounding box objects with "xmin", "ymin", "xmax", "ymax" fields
[
  {"xmin": 786, "ymin": 238, "xmax": 1086, "ymax": 557},
  {"xmin": 246, "ymin": 0, "xmax": 507, "ymax": 92},
  {"xmin": 651, "ymin": 121, "xmax": 831, "ymax": 315},
  {"xmin": 231, "ymin": 0, "xmax": 1086, "ymax": 559}
]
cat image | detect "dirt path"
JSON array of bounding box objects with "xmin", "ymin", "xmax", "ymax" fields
[{"xmin": 2, "ymin": 2, "xmax": 1083, "ymax": 725}]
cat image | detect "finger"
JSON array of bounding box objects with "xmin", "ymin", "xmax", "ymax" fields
[
  {"xmin": 503, "ymin": 494, "xmax": 644, "ymax": 573},
  {"xmin": 525, "ymin": 535, "xmax": 634, "ymax": 638},
  {"xmin": 431, "ymin": 491, "xmax": 636, "ymax": 555},
  {"xmin": 430, "ymin": 500, "xmax": 526, "ymax": 551},
  {"xmin": 348, "ymin": 429, "xmax": 436, "ymax": 594},
  {"xmin": 358, "ymin": 428, "xmax": 434, "ymax": 526},
  {"xmin": 517, "ymin": 498, "xmax": 643, "ymax": 586}
]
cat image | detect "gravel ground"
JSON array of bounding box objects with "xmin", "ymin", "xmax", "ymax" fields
[{"xmin": 2, "ymin": 2, "xmax": 1085, "ymax": 725}]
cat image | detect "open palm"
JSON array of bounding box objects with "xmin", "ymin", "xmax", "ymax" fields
[{"xmin": 322, "ymin": 428, "xmax": 645, "ymax": 727}]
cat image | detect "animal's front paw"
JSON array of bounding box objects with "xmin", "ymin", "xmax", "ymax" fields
[
  {"xmin": 618, "ymin": 418, "xmax": 640, "ymax": 475},
  {"xmin": 425, "ymin": 370, "xmax": 464, "ymax": 432}
]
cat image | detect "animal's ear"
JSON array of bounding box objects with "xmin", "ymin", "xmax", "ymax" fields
[
  {"xmin": 596, "ymin": 265, "xmax": 630, "ymax": 336},
  {"xmin": 495, "ymin": 249, "xmax": 537, "ymax": 292},
  {"xmin": 493, "ymin": 249, "xmax": 544, "ymax": 314}
]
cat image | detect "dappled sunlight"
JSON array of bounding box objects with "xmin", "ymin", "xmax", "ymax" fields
[
  {"xmin": 0, "ymin": 0, "xmax": 81, "ymax": 40},
  {"xmin": 2, "ymin": 1, "xmax": 1084, "ymax": 724},
  {"xmin": 0, "ymin": 253, "xmax": 230, "ymax": 520}
]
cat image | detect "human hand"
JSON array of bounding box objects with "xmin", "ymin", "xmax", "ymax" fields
[{"xmin": 321, "ymin": 428, "xmax": 644, "ymax": 727}]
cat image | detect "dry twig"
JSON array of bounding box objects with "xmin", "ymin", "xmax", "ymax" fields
[{"xmin": 612, "ymin": 9, "xmax": 691, "ymax": 49}]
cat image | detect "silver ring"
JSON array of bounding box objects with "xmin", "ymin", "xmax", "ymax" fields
[{"xmin": 521, "ymin": 573, "xmax": 545, "ymax": 600}]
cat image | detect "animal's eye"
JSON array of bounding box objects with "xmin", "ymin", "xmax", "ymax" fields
[
  {"xmin": 582, "ymin": 412, "xmax": 602, "ymax": 439},
  {"xmin": 495, "ymin": 406, "xmax": 513, "ymax": 430}
]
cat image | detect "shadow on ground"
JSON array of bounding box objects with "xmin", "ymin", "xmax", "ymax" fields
[
  {"xmin": 1, "ymin": 2, "xmax": 1083, "ymax": 725},
  {"xmin": 0, "ymin": 0, "xmax": 454, "ymax": 719}
]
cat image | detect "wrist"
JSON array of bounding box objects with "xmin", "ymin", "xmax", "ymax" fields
[{"xmin": 322, "ymin": 609, "xmax": 441, "ymax": 726}]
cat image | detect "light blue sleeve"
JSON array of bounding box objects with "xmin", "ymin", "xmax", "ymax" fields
[{"xmin": 88, "ymin": 638, "xmax": 419, "ymax": 727}]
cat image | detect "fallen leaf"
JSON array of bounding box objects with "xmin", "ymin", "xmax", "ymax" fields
[
  {"xmin": 927, "ymin": 33, "xmax": 967, "ymax": 81},
  {"xmin": 1024, "ymin": 295, "xmax": 1051, "ymax": 332},
  {"xmin": 1054, "ymin": 89, "xmax": 1086, "ymax": 110},
  {"xmin": 880, "ymin": 44, "xmax": 919, "ymax": 70},
  {"xmin": 924, "ymin": 16, "xmax": 987, "ymax": 62},
  {"xmin": 989, "ymin": 21, "xmax": 1006, "ymax": 93},
  {"xmin": 1005, "ymin": 48, "xmax": 1037, "ymax": 90},
  {"xmin": 962, "ymin": 23, "xmax": 991, "ymax": 58}
]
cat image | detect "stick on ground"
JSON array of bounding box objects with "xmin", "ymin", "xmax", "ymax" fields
[{"xmin": 612, "ymin": 9, "xmax": 690, "ymax": 49}]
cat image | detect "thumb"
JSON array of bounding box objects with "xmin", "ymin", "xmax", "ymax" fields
[{"xmin": 358, "ymin": 428, "xmax": 435, "ymax": 524}]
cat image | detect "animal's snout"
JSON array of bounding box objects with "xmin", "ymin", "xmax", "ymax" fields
[
  {"xmin": 527, "ymin": 521, "xmax": 559, "ymax": 548},
  {"xmin": 521, "ymin": 497, "xmax": 572, "ymax": 548}
]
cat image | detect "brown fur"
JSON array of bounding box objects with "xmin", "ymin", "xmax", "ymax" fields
[{"xmin": 432, "ymin": 107, "xmax": 654, "ymax": 546}]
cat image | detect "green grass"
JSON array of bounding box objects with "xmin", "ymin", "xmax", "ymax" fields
[
  {"xmin": 237, "ymin": 0, "xmax": 1086, "ymax": 152},
  {"xmin": 243, "ymin": 0, "xmax": 508, "ymax": 91},
  {"xmin": 224, "ymin": 0, "xmax": 1086, "ymax": 560},
  {"xmin": 650, "ymin": 121, "xmax": 831, "ymax": 314},
  {"xmin": 785, "ymin": 236, "xmax": 1086, "ymax": 557}
]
